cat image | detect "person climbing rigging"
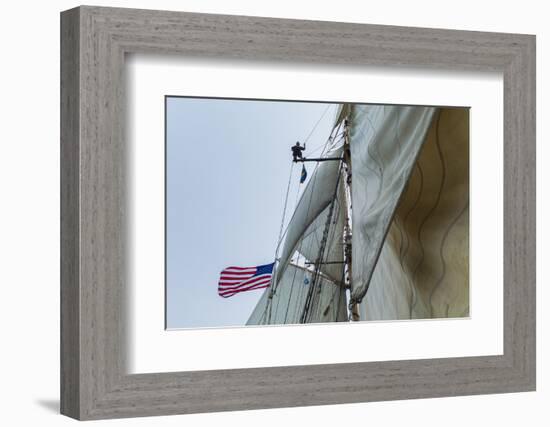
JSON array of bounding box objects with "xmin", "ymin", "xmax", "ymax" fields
[{"xmin": 291, "ymin": 141, "xmax": 306, "ymax": 162}]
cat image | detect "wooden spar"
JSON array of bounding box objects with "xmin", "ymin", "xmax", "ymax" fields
[
  {"xmin": 294, "ymin": 157, "xmax": 343, "ymax": 162},
  {"xmin": 342, "ymin": 111, "xmax": 360, "ymax": 321},
  {"xmin": 304, "ymin": 261, "xmax": 345, "ymax": 265},
  {"xmin": 288, "ymin": 262, "xmax": 346, "ymax": 288}
]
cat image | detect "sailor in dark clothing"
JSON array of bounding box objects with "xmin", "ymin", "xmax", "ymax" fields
[{"xmin": 291, "ymin": 141, "xmax": 306, "ymax": 162}]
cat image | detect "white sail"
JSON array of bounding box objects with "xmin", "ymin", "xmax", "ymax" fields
[
  {"xmin": 297, "ymin": 180, "xmax": 346, "ymax": 283},
  {"xmin": 276, "ymin": 144, "xmax": 344, "ymax": 283},
  {"xmin": 303, "ymin": 271, "xmax": 348, "ymax": 323},
  {"xmin": 348, "ymin": 105, "xmax": 436, "ymax": 303},
  {"xmin": 247, "ymin": 264, "xmax": 347, "ymax": 325},
  {"xmin": 349, "ymin": 106, "xmax": 469, "ymax": 319}
]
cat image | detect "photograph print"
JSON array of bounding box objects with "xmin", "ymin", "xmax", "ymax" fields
[{"xmin": 166, "ymin": 97, "xmax": 469, "ymax": 329}]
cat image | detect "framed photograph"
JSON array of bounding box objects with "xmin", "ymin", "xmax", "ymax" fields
[
  {"xmin": 163, "ymin": 98, "xmax": 469, "ymax": 330},
  {"xmin": 60, "ymin": 5, "xmax": 536, "ymax": 420}
]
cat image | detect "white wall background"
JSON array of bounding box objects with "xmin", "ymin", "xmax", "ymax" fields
[{"xmin": 0, "ymin": 0, "xmax": 546, "ymax": 425}]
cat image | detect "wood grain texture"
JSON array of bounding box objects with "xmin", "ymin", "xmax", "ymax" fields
[
  {"xmin": 60, "ymin": 5, "xmax": 536, "ymax": 420},
  {"xmin": 60, "ymin": 7, "xmax": 80, "ymax": 419}
]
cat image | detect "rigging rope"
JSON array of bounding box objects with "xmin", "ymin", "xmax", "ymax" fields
[
  {"xmin": 302, "ymin": 104, "xmax": 333, "ymax": 145},
  {"xmin": 263, "ymin": 105, "xmax": 346, "ymax": 325},
  {"xmin": 276, "ymin": 128, "xmax": 346, "ymax": 323},
  {"xmin": 275, "ymin": 162, "xmax": 295, "ymax": 260},
  {"xmin": 299, "ymin": 160, "xmax": 344, "ymax": 323},
  {"xmin": 273, "ymin": 126, "xmax": 344, "ymax": 253}
]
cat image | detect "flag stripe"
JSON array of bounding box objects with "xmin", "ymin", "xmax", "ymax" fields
[
  {"xmin": 219, "ymin": 273, "xmax": 272, "ymax": 288},
  {"xmin": 218, "ymin": 275, "xmax": 272, "ymax": 290},
  {"xmin": 219, "ymin": 271, "xmax": 256, "ymax": 277},
  {"xmin": 219, "ymin": 273, "xmax": 256, "ymax": 279},
  {"xmin": 218, "ymin": 281, "xmax": 271, "ymax": 294},
  {"xmin": 222, "ymin": 279, "xmax": 271, "ymax": 290},
  {"xmin": 222, "ymin": 269, "xmax": 256, "ymax": 275},
  {"xmin": 219, "ymin": 282, "xmax": 271, "ymax": 297}
]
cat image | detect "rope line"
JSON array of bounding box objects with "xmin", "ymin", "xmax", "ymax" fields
[
  {"xmin": 275, "ymin": 162, "xmax": 295, "ymax": 260},
  {"xmin": 302, "ymin": 104, "xmax": 333, "ymax": 145},
  {"xmin": 263, "ymin": 104, "xmax": 346, "ymax": 325}
]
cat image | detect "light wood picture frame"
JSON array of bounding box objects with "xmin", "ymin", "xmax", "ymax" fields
[{"xmin": 60, "ymin": 5, "xmax": 536, "ymax": 420}]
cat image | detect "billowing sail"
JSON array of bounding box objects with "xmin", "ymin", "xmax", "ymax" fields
[
  {"xmin": 276, "ymin": 144, "xmax": 344, "ymax": 283},
  {"xmin": 302, "ymin": 269, "xmax": 348, "ymax": 323},
  {"xmin": 348, "ymin": 105, "xmax": 469, "ymax": 319},
  {"xmin": 246, "ymin": 264, "xmax": 347, "ymax": 325},
  {"xmin": 349, "ymin": 105, "xmax": 436, "ymax": 304},
  {"xmin": 298, "ymin": 180, "xmax": 346, "ymax": 283}
]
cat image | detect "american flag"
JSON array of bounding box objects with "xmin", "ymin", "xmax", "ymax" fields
[{"xmin": 218, "ymin": 263, "xmax": 275, "ymax": 298}]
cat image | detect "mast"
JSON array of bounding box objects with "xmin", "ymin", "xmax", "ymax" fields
[
  {"xmin": 299, "ymin": 105, "xmax": 354, "ymax": 323},
  {"xmin": 342, "ymin": 112, "xmax": 360, "ymax": 321},
  {"xmin": 299, "ymin": 160, "xmax": 343, "ymax": 323}
]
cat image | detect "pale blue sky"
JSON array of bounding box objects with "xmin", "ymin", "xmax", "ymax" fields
[{"xmin": 166, "ymin": 97, "xmax": 337, "ymax": 329}]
